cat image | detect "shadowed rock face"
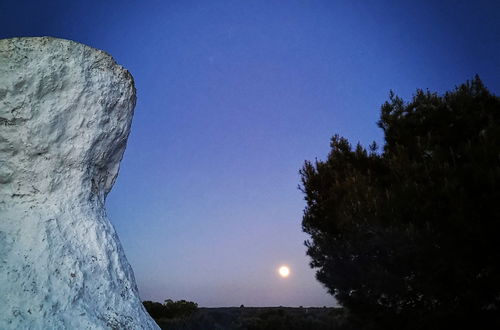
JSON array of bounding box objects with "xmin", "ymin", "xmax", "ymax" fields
[{"xmin": 0, "ymin": 37, "xmax": 158, "ymax": 329}]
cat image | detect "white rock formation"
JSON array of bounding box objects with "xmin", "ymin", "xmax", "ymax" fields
[{"xmin": 0, "ymin": 37, "xmax": 159, "ymax": 329}]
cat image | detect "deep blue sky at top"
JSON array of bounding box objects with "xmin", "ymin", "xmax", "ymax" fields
[{"xmin": 1, "ymin": 0, "xmax": 499, "ymax": 307}]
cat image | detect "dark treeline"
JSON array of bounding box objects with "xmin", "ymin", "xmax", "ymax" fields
[{"xmin": 143, "ymin": 302, "xmax": 345, "ymax": 330}]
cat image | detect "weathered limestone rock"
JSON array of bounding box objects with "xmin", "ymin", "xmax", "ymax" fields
[{"xmin": 0, "ymin": 37, "xmax": 159, "ymax": 329}]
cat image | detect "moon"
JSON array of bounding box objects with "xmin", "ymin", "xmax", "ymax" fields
[{"xmin": 278, "ymin": 265, "xmax": 290, "ymax": 278}]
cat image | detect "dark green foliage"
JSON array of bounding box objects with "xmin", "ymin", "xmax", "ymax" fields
[
  {"xmin": 300, "ymin": 76, "xmax": 500, "ymax": 329},
  {"xmin": 143, "ymin": 301, "xmax": 166, "ymax": 320},
  {"xmin": 164, "ymin": 299, "xmax": 199, "ymax": 318},
  {"xmin": 143, "ymin": 299, "xmax": 198, "ymax": 320}
]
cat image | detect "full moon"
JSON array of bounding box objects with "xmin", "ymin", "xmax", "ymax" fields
[{"xmin": 278, "ymin": 265, "xmax": 290, "ymax": 278}]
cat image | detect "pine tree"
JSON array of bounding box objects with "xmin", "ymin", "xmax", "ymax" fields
[{"xmin": 300, "ymin": 76, "xmax": 500, "ymax": 329}]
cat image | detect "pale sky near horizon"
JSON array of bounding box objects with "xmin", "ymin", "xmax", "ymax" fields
[{"xmin": 1, "ymin": 0, "xmax": 499, "ymax": 307}]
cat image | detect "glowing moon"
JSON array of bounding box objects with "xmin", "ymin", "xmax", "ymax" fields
[{"xmin": 278, "ymin": 265, "xmax": 290, "ymax": 278}]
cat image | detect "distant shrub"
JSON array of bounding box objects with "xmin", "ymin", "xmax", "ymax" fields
[
  {"xmin": 164, "ymin": 299, "xmax": 198, "ymax": 318},
  {"xmin": 143, "ymin": 299, "xmax": 198, "ymax": 320},
  {"xmin": 143, "ymin": 301, "xmax": 167, "ymax": 319}
]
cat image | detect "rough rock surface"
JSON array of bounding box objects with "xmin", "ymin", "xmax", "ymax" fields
[{"xmin": 0, "ymin": 37, "xmax": 159, "ymax": 329}]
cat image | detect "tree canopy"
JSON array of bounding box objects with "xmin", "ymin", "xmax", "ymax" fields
[{"xmin": 300, "ymin": 76, "xmax": 500, "ymax": 329}]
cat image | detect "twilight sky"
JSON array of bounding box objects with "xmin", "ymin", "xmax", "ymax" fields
[{"xmin": 1, "ymin": 0, "xmax": 499, "ymax": 307}]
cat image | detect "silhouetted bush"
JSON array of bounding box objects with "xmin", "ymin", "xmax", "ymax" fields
[
  {"xmin": 142, "ymin": 300, "xmax": 166, "ymax": 319},
  {"xmin": 164, "ymin": 299, "xmax": 199, "ymax": 318},
  {"xmin": 143, "ymin": 299, "xmax": 198, "ymax": 320}
]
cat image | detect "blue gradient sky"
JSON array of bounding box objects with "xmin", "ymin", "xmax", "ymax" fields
[{"xmin": 1, "ymin": 0, "xmax": 499, "ymax": 307}]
